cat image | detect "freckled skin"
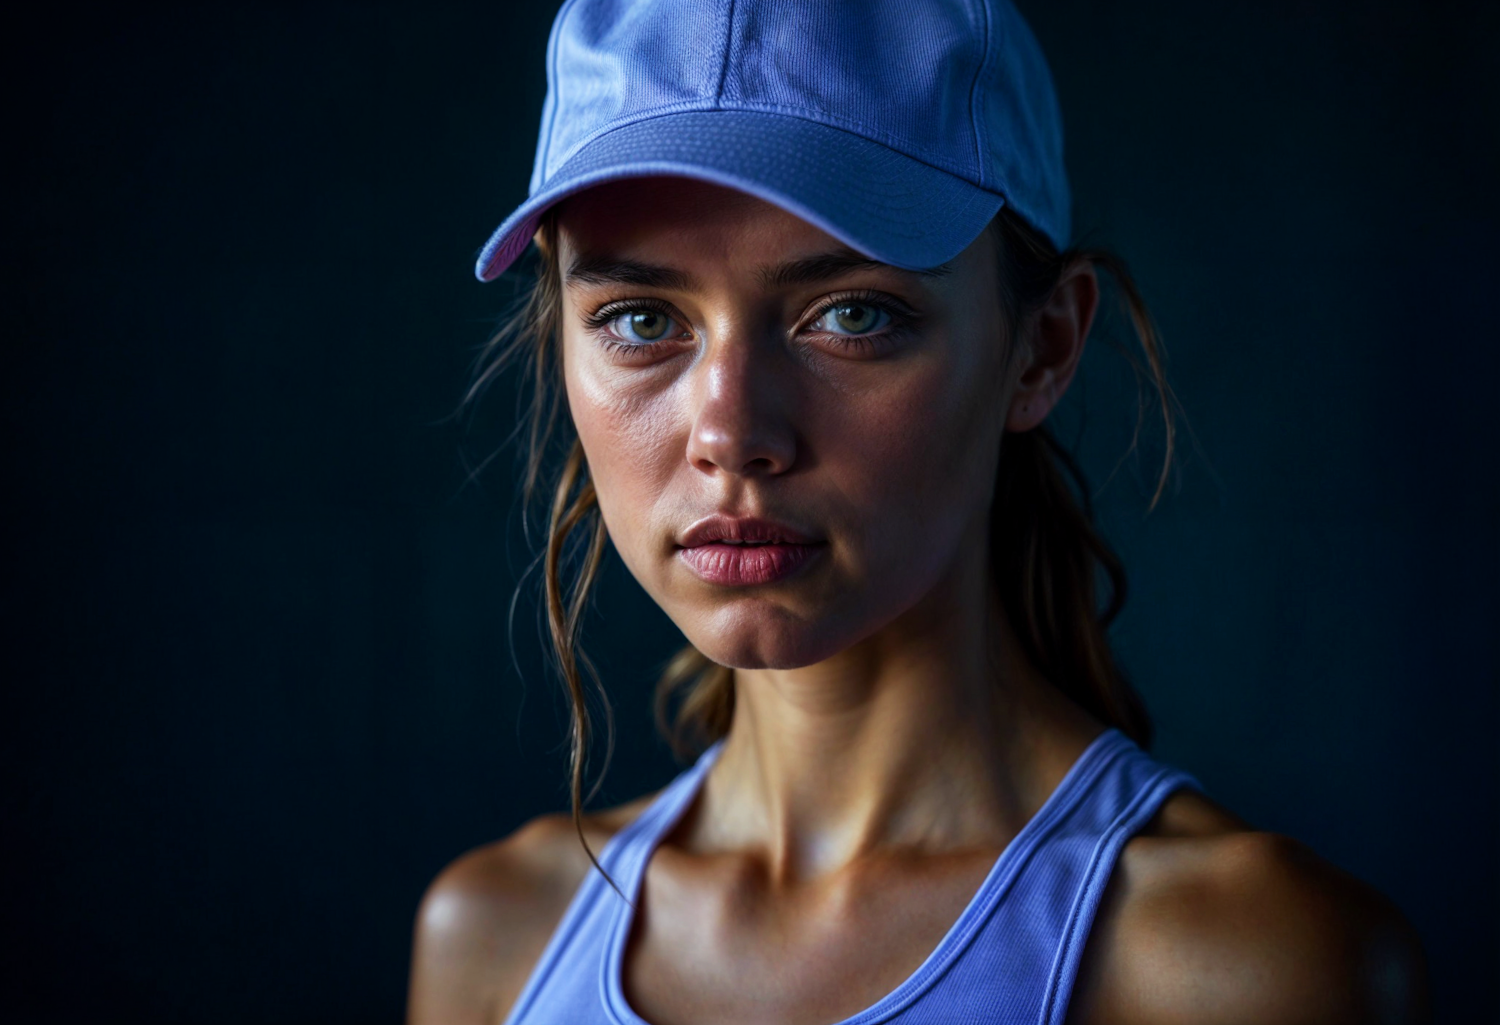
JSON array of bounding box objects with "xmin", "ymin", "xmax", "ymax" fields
[{"xmin": 407, "ymin": 178, "xmax": 1430, "ymax": 1025}]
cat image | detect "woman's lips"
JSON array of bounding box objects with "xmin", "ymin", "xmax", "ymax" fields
[
  {"xmin": 674, "ymin": 514, "xmax": 825, "ymax": 586},
  {"xmin": 676, "ymin": 541, "xmax": 823, "ymax": 586}
]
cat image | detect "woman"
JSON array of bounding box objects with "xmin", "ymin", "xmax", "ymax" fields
[{"xmin": 410, "ymin": 1, "xmax": 1427, "ymax": 1022}]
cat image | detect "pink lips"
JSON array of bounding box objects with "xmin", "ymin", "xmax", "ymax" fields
[{"xmin": 675, "ymin": 515, "xmax": 824, "ymax": 586}]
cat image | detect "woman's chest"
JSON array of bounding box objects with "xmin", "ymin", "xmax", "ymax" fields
[{"xmin": 619, "ymin": 849, "xmax": 1005, "ymax": 1025}]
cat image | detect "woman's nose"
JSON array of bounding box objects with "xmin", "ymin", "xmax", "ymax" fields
[{"xmin": 684, "ymin": 335, "xmax": 797, "ymax": 478}]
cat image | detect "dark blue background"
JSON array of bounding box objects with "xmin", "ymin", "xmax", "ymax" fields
[{"xmin": 5, "ymin": 2, "xmax": 1496, "ymax": 1022}]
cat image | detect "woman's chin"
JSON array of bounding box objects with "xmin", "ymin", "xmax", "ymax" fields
[{"xmin": 680, "ymin": 610, "xmax": 873, "ymax": 672}]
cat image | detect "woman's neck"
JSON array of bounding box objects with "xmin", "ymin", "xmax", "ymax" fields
[{"xmin": 696, "ymin": 540, "xmax": 1102, "ymax": 884}]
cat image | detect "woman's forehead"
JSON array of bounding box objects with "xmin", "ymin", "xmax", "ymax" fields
[
  {"xmin": 555, "ymin": 178, "xmax": 831, "ymax": 256},
  {"xmin": 553, "ymin": 176, "xmax": 983, "ymax": 293}
]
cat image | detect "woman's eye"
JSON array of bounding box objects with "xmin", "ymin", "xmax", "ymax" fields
[
  {"xmin": 606, "ymin": 308, "xmax": 682, "ymax": 344},
  {"xmin": 812, "ymin": 302, "xmax": 891, "ymax": 336}
]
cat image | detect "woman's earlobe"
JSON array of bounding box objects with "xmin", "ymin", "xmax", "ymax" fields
[{"xmin": 1005, "ymin": 390, "xmax": 1054, "ymax": 432}]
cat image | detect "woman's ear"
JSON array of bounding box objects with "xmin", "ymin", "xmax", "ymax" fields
[{"xmin": 1005, "ymin": 260, "xmax": 1099, "ymax": 432}]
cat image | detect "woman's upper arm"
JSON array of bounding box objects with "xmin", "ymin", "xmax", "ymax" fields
[
  {"xmin": 407, "ymin": 815, "xmax": 587, "ymax": 1025},
  {"xmin": 1070, "ymin": 826, "xmax": 1429, "ymax": 1025}
]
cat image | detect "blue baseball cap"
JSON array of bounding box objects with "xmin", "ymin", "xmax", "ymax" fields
[{"xmin": 474, "ymin": 0, "xmax": 1070, "ymax": 282}]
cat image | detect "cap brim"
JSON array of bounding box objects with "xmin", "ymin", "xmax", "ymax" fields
[{"xmin": 475, "ymin": 109, "xmax": 1004, "ymax": 282}]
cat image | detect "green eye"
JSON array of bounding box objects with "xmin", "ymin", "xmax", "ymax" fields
[
  {"xmin": 815, "ymin": 302, "xmax": 891, "ymax": 336},
  {"xmin": 836, "ymin": 304, "xmax": 877, "ymax": 332},
  {"xmin": 605, "ymin": 307, "xmax": 682, "ymax": 344},
  {"xmin": 629, "ymin": 310, "xmax": 670, "ymax": 340}
]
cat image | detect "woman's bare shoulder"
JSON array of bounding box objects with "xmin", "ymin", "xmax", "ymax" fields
[
  {"xmin": 406, "ymin": 795, "xmax": 656, "ymax": 1025},
  {"xmin": 1068, "ymin": 790, "xmax": 1430, "ymax": 1025}
]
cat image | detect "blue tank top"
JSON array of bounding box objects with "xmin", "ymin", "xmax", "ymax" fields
[{"xmin": 502, "ymin": 728, "xmax": 1200, "ymax": 1025}]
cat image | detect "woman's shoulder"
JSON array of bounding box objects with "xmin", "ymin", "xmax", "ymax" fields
[
  {"xmin": 406, "ymin": 794, "xmax": 657, "ymax": 1025},
  {"xmin": 1067, "ymin": 789, "xmax": 1430, "ymax": 1025}
]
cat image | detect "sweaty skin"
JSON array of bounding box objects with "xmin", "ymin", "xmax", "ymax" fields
[{"xmin": 408, "ymin": 179, "xmax": 1428, "ymax": 1025}]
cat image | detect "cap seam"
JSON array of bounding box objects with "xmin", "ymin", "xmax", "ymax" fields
[
  {"xmin": 977, "ymin": 1, "xmax": 1013, "ymax": 205},
  {"xmin": 713, "ymin": 0, "xmax": 737, "ymax": 107},
  {"xmin": 967, "ymin": 0, "xmax": 993, "ymax": 192}
]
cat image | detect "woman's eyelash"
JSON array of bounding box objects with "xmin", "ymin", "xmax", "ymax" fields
[
  {"xmin": 807, "ymin": 291, "xmax": 914, "ymax": 328},
  {"xmin": 803, "ymin": 291, "xmax": 917, "ymax": 354},
  {"xmin": 583, "ymin": 297, "xmax": 678, "ymax": 331}
]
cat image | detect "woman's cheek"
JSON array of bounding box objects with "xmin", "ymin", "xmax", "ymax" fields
[
  {"xmin": 566, "ymin": 357, "xmax": 685, "ymax": 565},
  {"xmin": 834, "ymin": 351, "xmax": 982, "ymax": 492},
  {"xmin": 824, "ymin": 355, "xmax": 999, "ymax": 580}
]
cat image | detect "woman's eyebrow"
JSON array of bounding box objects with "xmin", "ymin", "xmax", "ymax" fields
[
  {"xmin": 565, "ymin": 254, "xmax": 698, "ymax": 290},
  {"xmin": 761, "ymin": 250, "xmax": 954, "ymax": 289},
  {"xmin": 564, "ymin": 248, "xmax": 952, "ymax": 291}
]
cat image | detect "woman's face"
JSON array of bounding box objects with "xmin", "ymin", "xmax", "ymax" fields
[{"xmin": 555, "ymin": 178, "xmax": 1019, "ymax": 670}]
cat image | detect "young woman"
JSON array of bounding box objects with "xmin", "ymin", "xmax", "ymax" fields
[{"xmin": 410, "ymin": 2, "xmax": 1427, "ymax": 1022}]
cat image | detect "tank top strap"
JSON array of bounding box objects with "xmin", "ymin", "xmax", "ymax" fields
[
  {"xmin": 500, "ymin": 741, "xmax": 724, "ymax": 1025},
  {"xmin": 1033, "ymin": 734, "xmax": 1202, "ymax": 1024},
  {"xmin": 600, "ymin": 739, "xmax": 726, "ymax": 882},
  {"xmin": 889, "ymin": 729, "xmax": 1201, "ymax": 1025}
]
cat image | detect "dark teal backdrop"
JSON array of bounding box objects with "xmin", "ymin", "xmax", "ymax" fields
[{"xmin": 5, "ymin": 2, "xmax": 1496, "ymax": 1022}]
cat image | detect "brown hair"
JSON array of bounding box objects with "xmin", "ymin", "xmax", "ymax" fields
[{"xmin": 468, "ymin": 204, "xmax": 1174, "ymax": 869}]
